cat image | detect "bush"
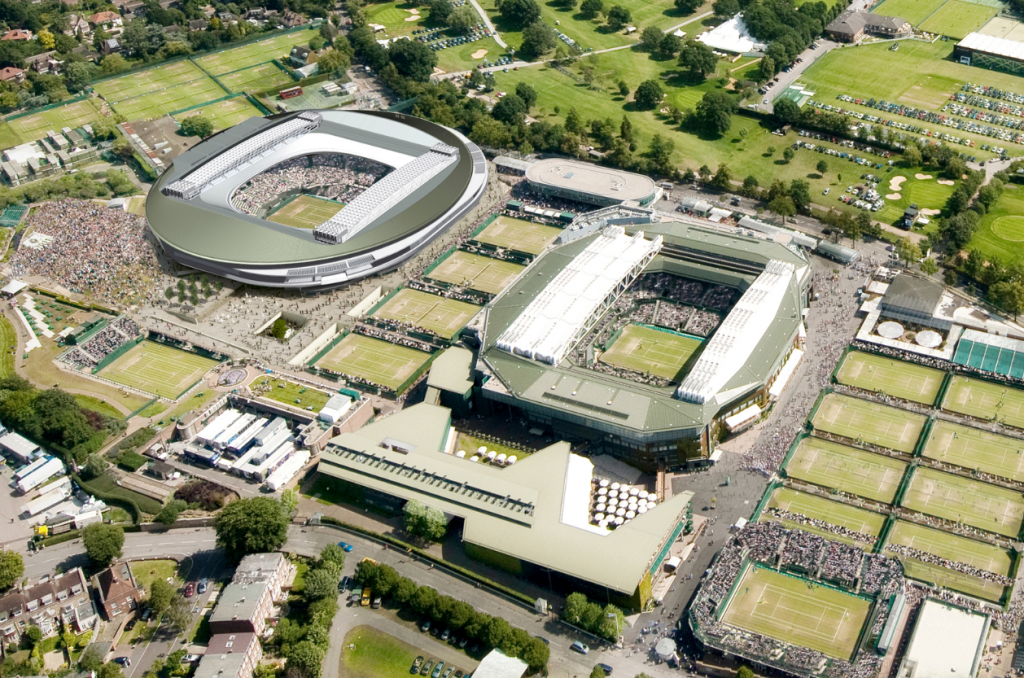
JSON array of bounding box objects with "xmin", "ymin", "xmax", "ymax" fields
[
  {"xmin": 174, "ymin": 480, "xmax": 231, "ymax": 511},
  {"xmin": 117, "ymin": 451, "xmax": 148, "ymax": 472}
]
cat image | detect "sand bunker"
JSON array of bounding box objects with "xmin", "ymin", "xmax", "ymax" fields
[
  {"xmin": 921, "ymin": 208, "xmax": 941, "ymax": 216},
  {"xmin": 472, "ymin": 49, "xmax": 488, "ymax": 59},
  {"xmin": 889, "ymin": 176, "xmax": 907, "ymax": 191},
  {"xmin": 886, "ymin": 193, "xmax": 902, "ymax": 200},
  {"xmin": 405, "ymin": 8, "xmax": 420, "ymax": 20},
  {"xmin": 915, "ymin": 173, "xmax": 933, "ymax": 180},
  {"xmin": 937, "ymin": 179, "xmax": 955, "ymax": 186}
]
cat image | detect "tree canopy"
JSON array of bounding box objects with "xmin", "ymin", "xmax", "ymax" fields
[
  {"xmin": 213, "ymin": 496, "xmax": 289, "ymax": 563},
  {"xmin": 499, "ymin": 0, "xmax": 542, "ymax": 27},
  {"xmin": 0, "ymin": 551, "xmax": 23, "ymax": 592},
  {"xmin": 82, "ymin": 523, "xmax": 124, "ymax": 568}
]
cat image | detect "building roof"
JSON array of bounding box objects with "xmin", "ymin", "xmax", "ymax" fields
[
  {"xmin": 899, "ymin": 599, "xmax": 988, "ymax": 678},
  {"xmin": 89, "ymin": 11, "xmax": 121, "ymax": 23},
  {"xmin": 1, "ymin": 280, "xmax": 27, "ymax": 295},
  {"xmin": 207, "ymin": 631, "xmax": 257, "ymax": 654},
  {"xmin": 958, "ymin": 31, "xmax": 1024, "ymax": 60},
  {"xmin": 695, "ymin": 13, "xmax": 766, "ymax": 53},
  {"xmin": 233, "ymin": 552, "xmax": 285, "ymax": 583},
  {"xmin": 193, "ymin": 650, "xmax": 251, "ymax": 678},
  {"xmin": 827, "ymin": 10, "xmax": 908, "ymax": 35},
  {"xmin": 209, "ymin": 580, "xmax": 269, "ymax": 626},
  {"xmin": 92, "ymin": 562, "xmax": 139, "ymax": 604},
  {"xmin": 318, "ymin": 403, "xmax": 693, "ymax": 595},
  {"xmin": 493, "ymin": 156, "xmax": 534, "ymax": 172},
  {"xmin": 427, "ymin": 346, "xmax": 475, "ymax": 394},
  {"xmin": 0, "ymin": 67, "xmax": 22, "ymax": 80},
  {"xmin": 0, "ymin": 431, "xmax": 40, "ymax": 458},
  {"xmin": 0, "ymin": 568, "xmax": 88, "ymax": 620},
  {"xmin": 473, "ymin": 650, "xmax": 528, "ymax": 678},
  {"xmin": 2, "ymin": 30, "xmax": 32, "ymax": 40},
  {"xmin": 881, "ymin": 273, "xmax": 944, "ymax": 316},
  {"xmin": 526, "ymin": 158, "xmax": 657, "ymax": 203}
]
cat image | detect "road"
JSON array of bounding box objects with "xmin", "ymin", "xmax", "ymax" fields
[
  {"xmin": 760, "ymin": 39, "xmax": 838, "ymax": 114},
  {"xmin": 469, "ymin": 0, "xmax": 506, "ymax": 48}
]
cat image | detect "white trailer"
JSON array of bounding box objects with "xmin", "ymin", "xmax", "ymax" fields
[
  {"xmin": 213, "ymin": 413, "xmax": 256, "ymax": 451},
  {"xmin": 247, "ymin": 441, "xmax": 295, "ymax": 482},
  {"xmin": 14, "ymin": 455, "xmax": 50, "ymax": 480},
  {"xmin": 196, "ymin": 409, "xmax": 243, "ymax": 447},
  {"xmin": 264, "ymin": 449, "xmax": 311, "ymax": 491},
  {"xmin": 16, "ymin": 458, "xmax": 64, "ymax": 494},
  {"xmin": 227, "ymin": 418, "xmax": 268, "ymax": 455},
  {"xmin": 20, "ymin": 486, "xmax": 71, "ymax": 516},
  {"xmin": 34, "ymin": 475, "xmax": 72, "ymax": 497}
]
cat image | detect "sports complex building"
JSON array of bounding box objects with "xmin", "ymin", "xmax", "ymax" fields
[
  {"xmin": 957, "ymin": 17, "xmax": 1024, "ymax": 76},
  {"xmin": 146, "ymin": 109, "xmax": 487, "ymax": 290},
  {"xmin": 522, "ymin": 158, "xmax": 661, "ymax": 208},
  {"xmin": 467, "ymin": 214, "xmax": 811, "ymax": 470}
]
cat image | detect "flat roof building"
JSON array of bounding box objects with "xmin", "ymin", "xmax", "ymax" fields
[
  {"xmin": 525, "ymin": 158, "xmax": 659, "ymax": 207},
  {"xmin": 896, "ymin": 599, "xmax": 989, "ymax": 678}
]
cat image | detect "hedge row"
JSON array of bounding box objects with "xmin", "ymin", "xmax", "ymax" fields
[{"xmin": 73, "ymin": 472, "xmax": 143, "ymax": 524}]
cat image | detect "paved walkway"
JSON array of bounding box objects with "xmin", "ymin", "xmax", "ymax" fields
[{"xmin": 469, "ymin": 0, "xmax": 507, "ymax": 48}]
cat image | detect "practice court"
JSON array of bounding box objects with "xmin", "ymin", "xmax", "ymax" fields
[
  {"xmin": 902, "ymin": 466, "xmax": 1024, "ymax": 538},
  {"xmin": 785, "ymin": 437, "xmax": 907, "ymax": 503},
  {"xmin": 371, "ymin": 288, "xmax": 480, "ymax": 339},
  {"xmin": 835, "ymin": 351, "xmax": 944, "ymax": 405},
  {"xmin": 923, "ymin": 420, "xmax": 1024, "ymax": 483},
  {"xmin": 943, "ymin": 376, "xmax": 1024, "ymax": 429},
  {"xmin": 812, "ymin": 393, "xmax": 926, "ymax": 453},
  {"xmin": 98, "ymin": 340, "xmax": 218, "ymax": 400}
]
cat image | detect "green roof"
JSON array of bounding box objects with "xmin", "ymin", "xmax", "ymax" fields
[
  {"xmin": 427, "ymin": 346, "xmax": 475, "ymax": 394},
  {"xmin": 317, "ymin": 403, "xmax": 692, "ymax": 594}
]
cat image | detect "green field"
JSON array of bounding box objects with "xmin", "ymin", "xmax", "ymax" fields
[
  {"xmin": 218, "ymin": 63, "xmax": 294, "ymax": 93},
  {"xmin": 722, "ymin": 565, "xmax": 872, "ymax": 660},
  {"xmin": 762, "ymin": 487, "xmax": 886, "ymax": 546},
  {"xmin": 943, "ymin": 375, "xmax": 1024, "ymax": 429},
  {"xmin": 341, "ymin": 625, "xmax": 472, "ymax": 678},
  {"xmin": 99, "ymin": 340, "xmax": 219, "ymax": 400},
  {"xmin": 874, "ymin": 174, "xmax": 956, "ymax": 224},
  {"xmin": 195, "ymin": 28, "xmax": 320, "ymax": 75},
  {"xmin": 918, "ymin": 0, "xmax": 1000, "ymax": 38},
  {"xmin": 267, "ymin": 194, "xmax": 345, "ymax": 229},
  {"xmin": 252, "ymin": 376, "xmax": 332, "ymax": 411},
  {"xmin": 6, "ymin": 98, "xmax": 104, "ymax": 145},
  {"xmin": 784, "ymin": 437, "xmax": 908, "ymax": 502},
  {"xmin": 434, "ymin": 37, "xmax": 510, "ymax": 74},
  {"xmin": 314, "ymin": 333, "xmax": 432, "ymax": 392},
  {"xmin": 924, "ymin": 420, "xmax": 1024, "ymax": 482},
  {"xmin": 171, "ymin": 96, "xmax": 262, "ymax": 132},
  {"xmin": 372, "ymin": 288, "xmax": 480, "ymax": 339},
  {"xmin": 111, "ymin": 77, "xmax": 227, "ymax": 121},
  {"xmin": 599, "ymin": 323, "xmax": 702, "ymax": 381},
  {"xmin": 811, "ymin": 393, "xmax": 927, "ymax": 453},
  {"xmin": 474, "ymin": 216, "xmax": 562, "ymax": 255},
  {"xmin": 94, "ymin": 61, "xmax": 207, "ymax": 102},
  {"xmin": 872, "ymin": 0, "xmax": 947, "ymax": 25},
  {"xmin": 427, "ymin": 250, "xmax": 525, "ymax": 294},
  {"xmin": 902, "ymin": 466, "xmax": 1024, "ymax": 537},
  {"xmin": 835, "ymin": 351, "xmax": 944, "ymax": 404},
  {"xmin": 970, "ymin": 185, "xmax": 1024, "ymax": 264}
]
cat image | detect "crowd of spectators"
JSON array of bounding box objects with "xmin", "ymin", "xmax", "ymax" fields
[
  {"xmin": 11, "ymin": 200, "xmax": 159, "ymax": 306},
  {"xmin": 764, "ymin": 507, "xmax": 878, "ymax": 546},
  {"xmin": 59, "ymin": 316, "xmax": 142, "ymax": 370},
  {"xmin": 354, "ymin": 325, "xmax": 433, "ymax": 353},
  {"xmin": 821, "ymin": 541, "xmax": 864, "ymax": 584},
  {"xmin": 780, "ymin": 528, "xmax": 826, "ymax": 572},
  {"xmin": 685, "ymin": 309, "xmax": 721, "ymax": 337},
  {"xmin": 884, "ymin": 543, "xmax": 1014, "ymax": 587}
]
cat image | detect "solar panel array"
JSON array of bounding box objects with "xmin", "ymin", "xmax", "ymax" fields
[
  {"xmin": 162, "ymin": 111, "xmax": 322, "ymax": 201},
  {"xmin": 313, "ymin": 143, "xmax": 460, "ymax": 245}
]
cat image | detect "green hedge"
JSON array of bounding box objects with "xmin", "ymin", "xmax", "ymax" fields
[
  {"xmin": 117, "ymin": 451, "xmax": 148, "ymax": 472},
  {"xmin": 30, "ymin": 288, "xmax": 116, "ymax": 315},
  {"xmin": 73, "ymin": 472, "xmax": 150, "ymax": 522},
  {"xmin": 40, "ymin": 529, "xmax": 81, "ymax": 547}
]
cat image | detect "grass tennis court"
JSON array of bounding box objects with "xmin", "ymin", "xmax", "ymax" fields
[
  {"xmin": 902, "ymin": 466, "xmax": 1024, "ymax": 538},
  {"xmin": 314, "ymin": 333, "xmax": 431, "ymax": 392},
  {"xmin": 252, "ymin": 376, "xmax": 331, "ymax": 411},
  {"xmin": 8, "ymin": 98, "xmax": 103, "ymax": 144},
  {"xmin": 943, "ymin": 376, "xmax": 1024, "ymax": 429},
  {"xmin": 762, "ymin": 487, "xmax": 886, "ymax": 547},
  {"xmin": 812, "ymin": 393, "xmax": 926, "ymax": 453},
  {"xmin": 98, "ymin": 340, "xmax": 219, "ymax": 400},
  {"xmin": 785, "ymin": 437, "xmax": 908, "ymax": 502},
  {"xmin": 195, "ymin": 28, "xmax": 319, "ymax": 75},
  {"xmin": 94, "ymin": 61, "xmax": 207, "ymax": 102},
  {"xmin": 267, "ymin": 195, "xmax": 345, "ymax": 230},
  {"xmin": 721, "ymin": 565, "xmax": 871, "ymax": 660},
  {"xmin": 918, "ymin": 0, "xmax": 999, "ymax": 38},
  {"xmin": 835, "ymin": 351, "xmax": 944, "ymax": 405},
  {"xmin": 886, "ymin": 520, "xmax": 1010, "ymax": 602},
  {"xmin": 218, "ymin": 63, "xmax": 294, "ymax": 93},
  {"xmin": 924, "ymin": 420, "xmax": 1024, "ymax": 482},
  {"xmin": 871, "ymin": 0, "xmax": 947, "ymax": 25},
  {"xmin": 474, "ymin": 217, "xmax": 563, "ymax": 255},
  {"xmin": 427, "ymin": 251, "xmax": 525, "ymax": 295},
  {"xmin": 111, "ymin": 77, "xmax": 226, "ymax": 121},
  {"xmin": 371, "ymin": 288, "xmax": 480, "ymax": 339},
  {"xmin": 599, "ymin": 323, "xmax": 702, "ymax": 381},
  {"xmin": 172, "ymin": 96, "xmax": 262, "ymax": 132}
]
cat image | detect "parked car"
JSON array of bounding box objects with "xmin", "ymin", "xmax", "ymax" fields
[
  {"xmin": 184, "ymin": 583, "xmax": 195, "ymax": 598},
  {"xmin": 421, "ymin": 660, "xmax": 435, "ymax": 676},
  {"xmin": 124, "ymin": 619, "xmax": 136, "ymax": 632},
  {"xmin": 441, "ymin": 629, "xmax": 451, "ymax": 641},
  {"xmin": 443, "ymin": 669, "xmax": 455, "ymax": 678},
  {"xmin": 198, "ymin": 579, "xmax": 208, "ymax": 594},
  {"xmin": 372, "ymin": 596, "xmax": 382, "ymax": 609},
  {"xmin": 432, "ymin": 661, "xmax": 446, "ymax": 678},
  {"xmin": 571, "ymin": 641, "xmax": 589, "ymax": 655},
  {"xmin": 183, "ymin": 655, "xmax": 200, "ymax": 663},
  {"xmin": 338, "ymin": 542, "xmax": 354, "ymax": 552},
  {"xmin": 411, "ymin": 657, "xmax": 424, "ymax": 674},
  {"xmin": 361, "ymin": 587, "xmax": 371, "ymax": 606},
  {"xmin": 598, "ymin": 664, "xmax": 613, "ymax": 675},
  {"xmin": 113, "ymin": 658, "xmax": 131, "ymax": 667},
  {"xmin": 421, "ymin": 620, "xmax": 432, "ymax": 633},
  {"xmin": 458, "ymin": 637, "xmax": 469, "ymax": 649},
  {"xmin": 141, "ymin": 608, "xmax": 152, "ymax": 621}
]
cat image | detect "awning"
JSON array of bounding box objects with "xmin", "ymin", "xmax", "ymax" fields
[
  {"xmin": 769, "ymin": 348, "xmax": 804, "ymax": 399},
  {"xmin": 665, "ymin": 556, "xmax": 682, "ymax": 571},
  {"xmin": 733, "ymin": 517, "xmax": 748, "ymax": 530},
  {"xmin": 724, "ymin": 404, "xmax": 761, "ymax": 431},
  {"xmin": 709, "ymin": 449, "xmax": 724, "ymax": 463},
  {"xmin": 2, "ymin": 280, "xmax": 27, "ymax": 295}
]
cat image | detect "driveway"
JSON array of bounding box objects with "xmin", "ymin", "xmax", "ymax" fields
[{"xmin": 762, "ymin": 39, "xmax": 839, "ymax": 113}]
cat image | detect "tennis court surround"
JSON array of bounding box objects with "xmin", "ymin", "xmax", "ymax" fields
[
  {"xmin": 923, "ymin": 419, "xmax": 1024, "ymax": 482},
  {"xmin": 835, "ymin": 351, "xmax": 944, "ymax": 405},
  {"xmin": 98, "ymin": 340, "xmax": 219, "ymax": 400},
  {"xmin": 943, "ymin": 376, "xmax": 1024, "ymax": 428},
  {"xmin": 902, "ymin": 466, "xmax": 1024, "ymax": 538},
  {"xmin": 784, "ymin": 437, "xmax": 908, "ymax": 502},
  {"xmin": 473, "ymin": 216, "xmax": 563, "ymax": 255},
  {"xmin": 811, "ymin": 393, "xmax": 927, "ymax": 453},
  {"xmin": 267, "ymin": 195, "xmax": 345, "ymax": 230},
  {"xmin": 427, "ymin": 250, "xmax": 525, "ymax": 295},
  {"xmin": 194, "ymin": 28, "xmax": 319, "ymax": 75},
  {"xmin": 599, "ymin": 324, "xmax": 702, "ymax": 381},
  {"xmin": 313, "ymin": 333, "xmax": 431, "ymax": 392},
  {"xmin": 762, "ymin": 487, "xmax": 886, "ymax": 546},
  {"xmin": 371, "ymin": 288, "xmax": 480, "ymax": 339}
]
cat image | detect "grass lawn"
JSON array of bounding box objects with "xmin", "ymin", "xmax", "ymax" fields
[
  {"xmin": 784, "ymin": 437, "xmax": 908, "ymax": 502},
  {"xmin": 342, "ymin": 626, "xmax": 450, "ymax": 678},
  {"xmin": 314, "ymin": 333, "xmax": 432, "ymax": 392},
  {"xmin": 99, "ymin": 340, "xmax": 219, "ymax": 400},
  {"xmin": 171, "ymin": 96, "xmax": 262, "ymax": 132},
  {"xmin": 427, "ymin": 250, "xmax": 525, "ymax": 294},
  {"xmin": 111, "ymin": 77, "xmax": 227, "ymax": 121},
  {"xmin": 871, "ymin": 0, "xmax": 947, "ymax": 25},
  {"xmin": 371, "ymin": 288, "xmax": 480, "ymax": 339},
  {"xmin": 902, "ymin": 466, "xmax": 1024, "ymax": 537},
  {"xmin": 79, "ymin": 473, "xmax": 163, "ymax": 515},
  {"xmin": 943, "ymin": 375, "xmax": 1024, "ymax": 429},
  {"xmin": 834, "ymin": 351, "xmax": 944, "ymax": 404},
  {"xmin": 918, "ymin": 0, "xmax": 998, "ymax": 38},
  {"xmin": 762, "ymin": 486, "xmax": 886, "ymax": 546},
  {"xmin": 7, "ymin": 98, "xmax": 104, "ymax": 144},
  {"xmin": 0, "ymin": 313, "xmax": 16, "ymax": 379},
  {"xmin": 267, "ymin": 194, "xmax": 345, "ymax": 229},
  {"xmin": 94, "ymin": 61, "xmax": 207, "ymax": 102},
  {"xmin": 811, "ymin": 393, "xmax": 927, "ymax": 453},
  {"xmin": 195, "ymin": 28, "xmax": 320, "ymax": 75},
  {"xmin": 435, "ymin": 37, "xmax": 509, "ymax": 74},
  {"xmin": 365, "ymin": 0, "xmax": 441, "ymax": 35},
  {"xmin": 923, "ymin": 420, "xmax": 1024, "ymax": 483},
  {"xmin": 252, "ymin": 376, "xmax": 332, "ymax": 411},
  {"xmin": 217, "ymin": 63, "xmax": 294, "ymax": 93},
  {"xmin": 873, "ymin": 173, "xmax": 956, "ymax": 224},
  {"xmin": 130, "ymin": 559, "xmax": 179, "ymax": 591},
  {"xmin": 473, "ymin": 216, "xmax": 562, "ymax": 254},
  {"xmin": 722, "ymin": 565, "xmax": 871, "ymax": 660},
  {"xmin": 75, "ymin": 394, "xmax": 125, "ymax": 419},
  {"xmin": 456, "ymin": 431, "xmax": 531, "ymax": 460},
  {"xmin": 156, "ymin": 388, "xmax": 219, "ymax": 426},
  {"xmin": 969, "ymin": 184, "xmax": 1024, "ymax": 264},
  {"xmin": 292, "ymin": 562, "xmax": 309, "ymax": 593},
  {"xmin": 599, "ymin": 323, "xmax": 703, "ymax": 380}
]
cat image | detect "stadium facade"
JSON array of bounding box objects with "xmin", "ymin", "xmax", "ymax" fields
[
  {"xmin": 471, "ymin": 216, "xmax": 811, "ymax": 471},
  {"xmin": 146, "ymin": 110, "xmax": 487, "ymax": 290}
]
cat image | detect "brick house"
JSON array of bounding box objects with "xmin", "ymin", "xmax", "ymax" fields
[
  {"xmin": 0, "ymin": 569, "xmax": 97, "ymax": 650},
  {"xmin": 193, "ymin": 632, "xmax": 262, "ymax": 678},
  {"xmin": 91, "ymin": 562, "xmax": 144, "ymax": 620}
]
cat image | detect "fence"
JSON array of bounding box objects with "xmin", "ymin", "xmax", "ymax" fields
[{"xmin": 307, "ymin": 329, "xmax": 349, "ymax": 367}]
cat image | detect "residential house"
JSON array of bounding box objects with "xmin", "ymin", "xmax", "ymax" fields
[
  {"xmin": 208, "ymin": 553, "xmax": 289, "ymax": 637},
  {"xmin": 65, "ymin": 14, "xmax": 93, "ymax": 39},
  {"xmin": 163, "ymin": 24, "xmax": 183, "ymax": 38},
  {"xmin": 0, "ymin": 568, "xmax": 97, "ymax": 649},
  {"xmin": 71, "ymin": 44, "xmax": 100, "ymax": 62},
  {"xmin": 91, "ymin": 563, "xmax": 143, "ymax": 620},
  {"xmin": 24, "ymin": 52, "xmax": 61, "ymax": 75},
  {"xmin": 245, "ymin": 7, "xmax": 266, "ymax": 20},
  {"xmin": 193, "ymin": 633, "xmax": 262, "ymax": 678},
  {"xmin": 89, "ymin": 11, "xmax": 124, "ymax": 35},
  {"xmin": 825, "ymin": 10, "xmax": 912, "ymax": 42},
  {"xmin": 217, "ymin": 12, "xmax": 239, "ymax": 25},
  {"xmin": 2, "ymin": 30, "xmax": 34, "ymax": 41},
  {"xmin": 0, "ymin": 67, "xmax": 24, "ymax": 83},
  {"xmin": 188, "ymin": 19, "xmax": 208, "ymax": 31},
  {"xmin": 279, "ymin": 10, "xmax": 305, "ymax": 27},
  {"xmin": 101, "ymin": 38, "xmax": 121, "ymax": 54},
  {"xmin": 289, "ymin": 45, "xmax": 312, "ymax": 67}
]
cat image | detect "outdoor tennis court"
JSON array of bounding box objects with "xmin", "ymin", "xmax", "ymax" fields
[
  {"xmin": 427, "ymin": 251, "xmax": 525, "ymax": 295},
  {"xmin": 473, "ymin": 216, "xmax": 563, "ymax": 255},
  {"xmin": 99, "ymin": 340, "xmax": 219, "ymax": 400},
  {"xmin": 171, "ymin": 96, "xmax": 262, "ymax": 132},
  {"xmin": 902, "ymin": 466, "xmax": 1024, "ymax": 538},
  {"xmin": 371, "ymin": 288, "xmax": 480, "ymax": 339},
  {"xmin": 111, "ymin": 77, "xmax": 226, "ymax": 121},
  {"xmin": 722, "ymin": 565, "xmax": 871, "ymax": 660},
  {"xmin": 313, "ymin": 333, "xmax": 432, "ymax": 392},
  {"xmin": 195, "ymin": 28, "xmax": 319, "ymax": 75},
  {"xmin": 918, "ymin": 0, "xmax": 999, "ymax": 38},
  {"xmin": 943, "ymin": 376, "xmax": 1024, "ymax": 429},
  {"xmin": 599, "ymin": 324, "xmax": 702, "ymax": 381},
  {"xmin": 763, "ymin": 487, "xmax": 886, "ymax": 546},
  {"xmin": 784, "ymin": 437, "xmax": 908, "ymax": 502},
  {"xmin": 267, "ymin": 195, "xmax": 345, "ymax": 229},
  {"xmin": 94, "ymin": 61, "xmax": 206, "ymax": 102},
  {"xmin": 923, "ymin": 419, "xmax": 1024, "ymax": 483},
  {"xmin": 8, "ymin": 98, "xmax": 103, "ymax": 144},
  {"xmin": 812, "ymin": 393, "xmax": 926, "ymax": 453},
  {"xmin": 218, "ymin": 63, "xmax": 294, "ymax": 93},
  {"xmin": 835, "ymin": 351, "xmax": 944, "ymax": 405}
]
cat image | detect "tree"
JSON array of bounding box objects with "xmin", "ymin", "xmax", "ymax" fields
[
  {"xmin": 470, "ymin": 117, "xmax": 509, "ymax": 148},
  {"xmin": 515, "ymin": 82, "xmax": 537, "ymax": 110},
  {"xmin": 499, "ymin": 0, "xmax": 542, "ymax": 27},
  {"xmin": 580, "ymin": 0, "xmax": 604, "ymax": 18},
  {"xmin": 155, "ymin": 499, "xmax": 187, "ymax": 525},
  {"xmin": 640, "ymin": 26, "xmax": 663, "ymax": 52},
  {"xmin": 678, "ymin": 40, "xmax": 717, "ymax": 79},
  {"xmin": 782, "ymin": 147, "xmax": 795, "ymax": 162},
  {"xmin": 484, "ymin": 617, "xmax": 512, "ymax": 649},
  {"xmin": 287, "ymin": 640, "xmax": 326, "ymax": 678},
  {"xmin": 789, "ymin": 179, "xmax": 810, "ymax": 213},
  {"xmin": 737, "ymin": 668, "xmax": 755, "ymax": 678},
  {"xmin": 634, "ymin": 80, "xmax": 663, "ymax": 110},
  {"xmin": 712, "ymin": 0, "xmax": 739, "ymax": 17},
  {"xmin": 25, "ymin": 625, "xmax": 42, "ymax": 646},
  {"xmin": 411, "ymin": 586, "xmax": 439, "ymax": 615},
  {"xmin": 37, "ymin": 30, "xmax": 55, "ymax": 50},
  {"xmin": 65, "ymin": 62, "xmax": 93, "ymax": 93},
  {"xmin": 562, "ymin": 592, "xmax": 589, "ymax": 625},
  {"xmin": 895, "ymin": 237, "xmax": 922, "ymax": 267},
  {"xmin": 422, "ymin": 505, "xmax": 448, "ymax": 540},
  {"xmin": 163, "ymin": 594, "xmax": 192, "ymax": 632},
  {"xmin": 758, "ymin": 55, "xmax": 775, "ymax": 81},
  {"xmin": 449, "ymin": 6, "xmax": 478, "ymax": 32},
  {"xmin": 768, "ymin": 195, "xmax": 796, "ymax": 221},
  {"xmin": 945, "ymin": 157, "xmax": 967, "ymax": 181},
  {"xmin": 675, "ymin": 0, "xmax": 701, "ymax": 13},
  {"xmin": 605, "ymin": 5, "xmax": 631, "ymax": 29},
  {"xmin": 317, "ymin": 48, "xmax": 351, "ymax": 77},
  {"xmin": 565, "ymin": 107, "xmax": 584, "ymax": 134},
  {"xmin": 620, "ymin": 115, "xmax": 633, "ymax": 141},
  {"xmin": 82, "ymin": 523, "xmax": 124, "ymax": 568},
  {"xmin": 280, "ymin": 488, "xmax": 299, "ymax": 515},
  {"xmin": 492, "ymin": 93, "xmax": 527, "ymax": 126},
  {"xmin": 659, "ymin": 32, "xmax": 682, "ymax": 57},
  {"xmin": 213, "ymin": 497, "xmax": 289, "ymax": 563},
  {"xmin": 0, "ymin": 551, "xmax": 22, "ymax": 592},
  {"xmin": 271, "ymin": 317, "xmax": 288, "ymax": 341},
  {"xmin": 591, "ymin": 668, "xmax": 606, "ymax": 678},
  {"xmin": 148, "ymin": 578, "xmax": 175, "ymax": 615},
  {"xmin": 100, "ymin": 54, "xmax": 129, "ymax": 75},
  {"xmin": 318, "ymin": 543, "xmax": 347, "ymax": 572},
  {"xmin": 920, "ymin": 257, "xmax": 939, "ymax": 276},
  {"xmin": 393, "ymin": 577, "xmax": 418, "ymax": 604},
  {"xmin": 773, "ymin": 98, "xmax": 801, "ymax": 125},
  {"xmin": 901, "ymin": 145, "xmax": 923, "ymax": 168},
  {"xmin": 816, "ymin": 159, "xmax": 828, "ymax": 175},
  {"xmin": 695, "ymin": 90, "xmax": 736, "ymax": 136},
  {"xmin": 388, "ymin": 39, "xmax": 437, "ymax": 81},
  {"xmin": 429, "ymin": 0, "xmax": 453, "ymax": 24},
  {"xmin": 647, "ymin": 134, "xmax": 674, "ymax": 174},
  {"xmin": 305, "ymin": 568, "xmax": 341, "ymax": 600},
  {"xmin": 179, "ymin": 115, "xmax": 213, "ymax": 139},
  {"xmin": 522, "ymin": 637, "xmax": 550, "ymax": 673},
  {"xmin": 990, "ymin": 279, "xmax": 1024, "ymax": 320}
]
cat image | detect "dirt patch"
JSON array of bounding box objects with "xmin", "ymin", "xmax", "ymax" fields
[
  {"xmin": 937, "ymin": 179, "xmax": 955, "ymax": 186},
  {"xmin": 886, "ymin": 193, "xmax": 902, "ymax": 200},
  {"xmin": 471, "ymin": 49, "xmax": 488, "ymax": 59},
  {"xmin": 433, "ymin": 66, "xmax": 446, "ymax": 74},
  {"xmin": 915, "ymin": 173, "xmax": 934, "ymax": 180},
  {"xmin": 889, "ymin": 176, "xmax": 907, "ymax": 191},
  {"xmin": 921, "ymin": 208, "xmax": 941, "ymax": 216}
]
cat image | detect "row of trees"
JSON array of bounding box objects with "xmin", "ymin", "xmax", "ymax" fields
[
  {"xmin": 354, "ymin": 559, "xmax": 551, "ymax": 672},
  {"xmin": 403, "ymin": 499, "xmax": 448, "ymax": 541},
  {"xmin": 561, "ymin": 592, "xmax": 625, "ymax": 642}
]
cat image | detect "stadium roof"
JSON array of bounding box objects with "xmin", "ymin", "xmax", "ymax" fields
[
  {"xmin": 526, "ymin": 158, "xmax": 657, "ymax": 202},
  {"xmin": 427, "ymin": 346, "xmax": 475, "ymax": 394},
  {"xmin": 952, "ymin": 328, "xmax": 1024, "ymax": 377},
  {"xmin": 958, "ymin": 31, "xmax": 1024, "ymax": 60},
  {"xmin": 898, "ymin": 599, "xmax": 988, "ymax": 678},
  {"xmin": 317, "ymin": 403, "xmax": 693, "ymax": 594},
  {"xmin": 881, "ymin": 273, "xmax": 944, "ymax": 316}
]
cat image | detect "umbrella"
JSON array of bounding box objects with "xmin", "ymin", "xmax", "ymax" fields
[
  {"xmin": 616, "ymin": 507, "xmax": 626, "ymax": 517},
  {"xmin": 594, "ymin": 513, "xmax": 605, "ymax": 522},
  {"xmin": 599, "ymin": 479, "xmax": 609, "ymax": 488},
  {"xmin": 611, "ymin": 482, "xmax": 621, "ymax": 490},
  {"xmin": 608, "ymin": 498, "xmax": 618, "ymax": 507},
  {"xmin": 596, "ymin": 503, "xmax": 606, "ymax": 512},
  {"xmin": 507, "ymin": 456, "xmax": 516, "ymax": 465},
  {"xmin": 456, "ymin": 450, "xmax": 466, "ymax": 458},
  {"xmin": 629, "ymin": 487, "xmax": 639, "ymax": 497},
  {"xmin": 599, "ymin": 519, "xmax": 609, "ymax": 528},
  {"xmin": 598, "ymin": 487, "xmax": 607, "ymax": 495},
  {"xmin": 637, "ymin": 505, "xmax": 648, "ymax": 514},
  {"xmin": 477, "ymin": 446, "xmax": 487, "ymax": 454},
  {"xmin": 486, "ymin": 451, "xmax": 496, "ymax": 460},
  {"xmin": 614, "ymin": 517, "xmax": 624, "ymax": 526},
  {"xmin": 496, "ymin": 453, "xmax": 507, "ymax": 464},
  {"xmin": 639, "ymin": 490, "xmax": 649, "ymax": 500},
  {"xmin": 646, "ymin": 500, "xmax": 657, "ymax": 509},
  {"xmin": 470, "ymin": 455, "xmax": 479, "ymax": 462}
]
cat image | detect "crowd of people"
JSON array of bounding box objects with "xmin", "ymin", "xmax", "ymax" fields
[
  {"xmin": 406, "ymin": 279, "xmax": 487, "ymax": 306},
  {"xmin": 781, "ymin": 528, "xmax": 826, "ymax": 572},
  {"xmin": 821, "ymin": 540, "xmax": 864, "ymax": 584},
  {"xmin": 230, "ymin": 153, "xmax": 390, "ymax": 217},
  {"xmin": 59, "ymin": 315, "xmax": 142, "ymax": 370},
  {"xmin": 884, "ymin": 543, "xmax": 1014, "ymax": 587},
  {"xmin": 765, "ymin": 507, "xmax": 878, "ymax": 546},
  {"xmin": 354, "ymin": 325, "xmax": 434, "ymax": 353},
  {"xmin": 11, "ymin": 200, "xmax": 160, "ymax": 306}
]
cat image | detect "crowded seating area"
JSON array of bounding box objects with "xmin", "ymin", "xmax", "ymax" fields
[{"xmin": 59, "ymin": 316, "xmax": 142, "ymax": 370}]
